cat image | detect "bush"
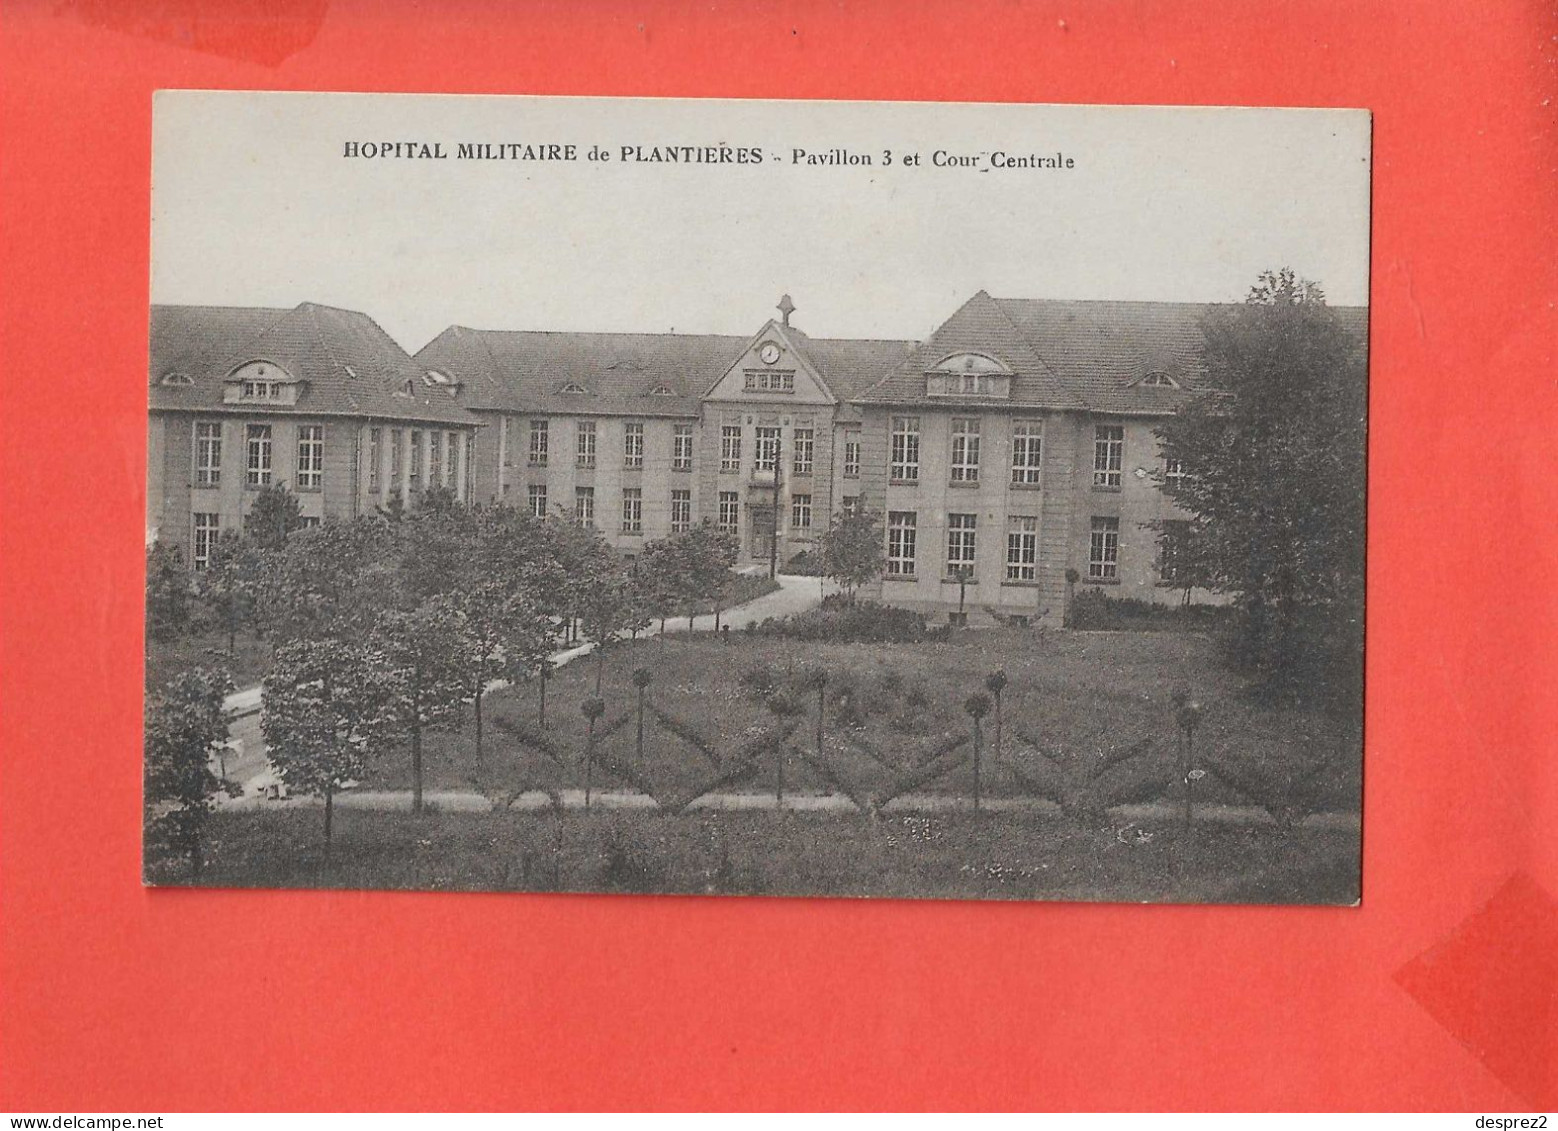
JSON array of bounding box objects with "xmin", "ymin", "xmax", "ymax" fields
[
  {"xmin": 1069, "ymin": 588, "xmax": 1232, "ymax": 633},
  {"xmin": 754, "ymin": 599, "xmax": 941, "ymax": 644},
  {"xmin": 783, "ymin": 549, "xmax": 822, "ymax": 576}
]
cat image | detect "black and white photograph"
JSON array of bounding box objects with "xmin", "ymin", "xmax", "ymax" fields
[{"xmin": 144, "ymin": 92, "xmax": 1370, "ymax": 903}]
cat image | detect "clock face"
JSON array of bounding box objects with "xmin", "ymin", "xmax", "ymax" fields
[{"xmin": 759, "ymin": 342, "xmax": 781, "ymax": 365}]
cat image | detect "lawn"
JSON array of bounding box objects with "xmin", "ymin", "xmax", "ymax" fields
[
  {"xmin": 156, "ymin": 806, "xmax": 1361, "ymax": 905},
  {"xmin": 357, "ymin": 630, "xmax": 1363, "ymax": 822}
]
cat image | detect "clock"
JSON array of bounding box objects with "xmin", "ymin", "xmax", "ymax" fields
[{"xmin": 758, "ymin": 342, "xmax": 781, "ymax": 365}]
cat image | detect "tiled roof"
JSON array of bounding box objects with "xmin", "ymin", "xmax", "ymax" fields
[
  {"xmin": 149, "ymin": 303, "xmax": 480, "ymax": 426},
  {"xmin": 415, "ymin": 325, "xmax": 914, "ymax": 419},
  {"xmin": 858, "ymin": 291, "xmax": 1368, "ymax": 415},
  {"xmin": 416, "ymin": 327, "xmax": 748, "ymax": 417}
]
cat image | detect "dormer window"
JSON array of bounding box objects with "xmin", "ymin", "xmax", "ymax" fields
[
  {"xmin": 649, "ymin": 384, "xmax": 675, "ymax": 396},
  {"xmin": 560, "ymin": 382, "xmax": 589, "ymax": 394},
  {"xmin": 1136, "ymin": 371, "xmax": 1181, "ymax": 389},
  {"xmin": 925, "ymin": 352, "xmax": 1012, "ymax": 399},
  {"xmin": 224, "ymin": 361, "xmax": 302, "ymax": 405},
  {"xmin": 159, "ymin": 371, "xmax": 194, "ymax": 387}
]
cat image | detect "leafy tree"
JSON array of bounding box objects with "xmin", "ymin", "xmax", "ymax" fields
[
  {"xmin": 378, "ymin": 594, "xmax": 474, "ymax": 814},
  {"xmin": 146, "ymin": 542, "xmax": 192, "ymax": 640},
  {"xmin": 674, "ymin": 522, "xmax": 740, "ymax": 631},
  {"xmin": 635, "ymin": 537, "xmax": 685, "ymax": 637},
  {"xmin": 245, "ymin": 483, "xmax": 305, "ymax": 550},
  {"xmin": 819, "ymin": 508, "xmax": 884, "ymax": 603},
  {"xmin": 196, "ymin": 532, "xmax": 264, "ymax": 655},
  {"xmin": 263, "ymin": 636, "xmax": 398, "ymax": 846},
  {"xmin": 253, "ymin": 517, "xmax": 400, "ymax": 643},
  {"xmin": 575, "ymin": 553, "xmax": 638, "ymax": 693},
  {"xmin": 1156, "ymin": 268, "xmax": 1366, "ymax": 693},
  {"xmin": 145, "ymin": 665, "xmax": 234, "ymax": 877}
]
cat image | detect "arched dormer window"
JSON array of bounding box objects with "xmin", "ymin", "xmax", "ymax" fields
[
  {"xmin": 1134, "ymin": 371, "xmax": 1181, "ymax": 389},
  {"xmin": 649, "ymin": 384, "xmax": 675, "ymax": 396},
  {"xmin": 559, "ymin": 381, "xmax": 589, "ymax": 394},
  {"xmin": 925, "ymin": 352, "xmax": 1012, "ymax": 398},
  {"xmin": 222, "ymin": 360, "xmax": 302, "ymax": 405},
  {"xmin": 159, "ymin": 371, "xmax": 194, "ymax": 387}
]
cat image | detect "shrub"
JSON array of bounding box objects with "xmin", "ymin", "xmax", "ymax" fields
[
  {"xmin": 754, "ymin": 600, "xmax": 934, "ymax": 644},
  {"xmin": 783, "ymin": 549, "xmax": 822, "ymax": 575},
  {"xmin": 1069, "ymin": 588, "xmax": 1231, "ymax": 633}
]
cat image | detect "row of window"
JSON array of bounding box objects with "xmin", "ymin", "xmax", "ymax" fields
[
  {"xmin": 197, "ymin": 422, "xmax": 325, "ymax": 490},
  {"xmin": 883, "ymin": 511, "xmax": 1188, "ymax": 584},
  {"xmin": 889, "ymin": 417, "xmax": 1046, "ymax": 485},
  {"xmin": 196, "ymin": 421, "xmax": 472, "ymax": 496},
  {"xmin": 884, "ymin": 511, "xmax": 1041, "ymax": 583},
  {"xmin": 511, "ymin": 417, "xmax": 1186, "ymax": 493},
  {"xmin": 527, "ymin": 484, "xmax": 819, "ymax": 535}
]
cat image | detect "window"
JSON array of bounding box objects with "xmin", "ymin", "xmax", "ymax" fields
[
  {"xmin": 887, "ymin": 511, "xmax": 917, "ymax": 576},
  {"xmin": 409, "ymin": 430, "xmax": 423, "ymax": 490},
  {"xmin": 890, "ymin": 417, "xmax": 920, "ymax": 482},
  {"xmin": 239, "ymin": 379, "xmax": 281, "ymax": 400},
  {"xmin": 195, "ymin": 422, "xmax": 222, "ymax": 488},
  {"xmin": 721, "ymin": 426, "xmax": 742, "ymax": 471},
  {"xmin": 299, "ymin": 516, "xmax": 321, "ymax": 529},
  {"xmin": 650, "ymin": 384, "xmax": 674, "ymax": 396},
  {"xmin": 792, "ymin": 428, "xmax": 814, "ymax": 475},
  {"xmin": 390, "ymin": 428, "xmax": 403, "ymax": 487},
  {"xmin": 1139, "ymin": 371, "xmax": 1180, "ymax": 388},
  {"xmin": 1160, "ymin": 520, "xmax": 1191, "ymax": 583},
  {"xmin": 529, "ymin": 419, "xmax": 549, "ymax": 466},
  {"xmin": 842, "ymin": 495, "xmax": 860, "ymax": 516},
  {"xmin": 575, "ymin": 486, "xmax": 595, "ymax": 525},
  {"xmin": 367, "ymin": 427, "xmax": 381, "ymax": 492},
  {"xmin": 245, "ymin": 424, "xmax": 272, "ymax": 488},
  {"xmin": 673, "ymin": 423, "xmax": 694, "ymax": 471},
  {"xmin": 843, "ymin": 430, "xmax": 861, "ymax": 478},
  {"xmin": 429, "ymin": 431, "xmax": 443, "ymax": 490},
  {"xmin": 1011, "ymin": 419, "xmax": 1043, "ymax": 485},
  {"xmin": 192, "ymin": 513, "xmax": 219, "ymax": 571},
  {"xmin": 576, "ymin": 420, "xmax": 596, "ymax": 469},
  {"xmin": 947, "ymin": 513, "xmax": 977, "ymax": 577},
  {"xmin": 528, "ymin": 484, "xmax": 548, "ymax": 518},
  {"xmin": 755, "ymin": 426, "xmax": 781, "ymax": 473},
  {"xmin": 791, "ymin": 493, "xmax": 812, "ymax": 528},
  {"xmin": 1164, "ymin": 457, "xmax": 1187, "ymax": 491},
  {"xmin": 1093, "ymin": 425, "xmax": 1124, "ymax": 489},
  {"xmin": 464, "ymin": 434, "xmax": 475, "ymax": 499},
  {"xmin": 621, "ymin": 488, "xmax": 643, "ymax": 533},
  {"xmin": 950, "ymin": 418, "xmax": 980, "ymax": 482},
  {"xmin": 560, "ymin": 382, "xmax": 588, "ymax": 394},
  {"xmin": 296, "ymin": 425, "xmax": 323, "ymax": 490},
  {"xmin": 717, "ymin": 491, "xmax": 740, "ymax": 532},
  {"xmin": 624, "ymin": 421, "xmax": 644, "ymax": 468},
  {"xmin": 1089, "ymin": 516, "xmax": 1120, "ymax": 579},
  {"xmin": 744, "ymin": 371, "xmax": 794, "ymax": 392},
  {"xmin": 501, "ymin": 417, "xmax": 513, "ymax": 466},
  {"xmin": 443, "ymin": 431, "xmax": 456, "ymax": 486},
  {"xmin": 1006, "ymin": 515, "xmax": 1038, "ymax": 581},
  {"xmin": 671, "ymin": 489, "xmax": 692, "ymax": 533}
]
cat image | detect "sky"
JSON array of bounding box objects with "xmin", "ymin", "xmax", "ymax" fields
[{"xmin": 151, "ymin": 92, "xmax": 1371, "ymax": 353}]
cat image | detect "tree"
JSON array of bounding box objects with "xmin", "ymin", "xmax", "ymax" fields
[
  {"xmin": 145, "ymin": 665, "xmax": 234, "ymax": 877},
  {"xmin": 675, "ymin": 522, "xmax": 740, "ymax": 631},
  {"xmin": 819, "ymin": 508, "xmax": 885, "ymax": 602},
  {"xmin": 635, "ymin": 537, "xmax": 684, "ymax": 638},
  {"xmin": 197, "ymin": 532, "xmax": 265, "ymax": 655},
  {"xmin": 245, "ymin": 483, "xmax": 305, "ymax": 550},
  {"xmin": 253, "ymin": 517, "xmax": 400, "ymax": 644},
  {"xmin": 263, "ymin": 636, "xmax": 398, "ymax": 847},
  {"xmin": 1155, "ymin": 268, "xmax": 1366, "ymax": 692},
  {"xmin": 378, "ymin": 595, "xmax": 473, "ymax": 814},
  {"xmin": 146, "ymin": 542, "xmax": 192, "ymax": 641}
]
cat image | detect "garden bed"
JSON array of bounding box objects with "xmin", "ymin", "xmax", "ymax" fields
[{"xmin": 356, "ymin": 632, "xmax": 1363, "ymax": 820}]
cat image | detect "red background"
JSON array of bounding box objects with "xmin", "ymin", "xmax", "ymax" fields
[{"xmin": 2, "ymin": 0, "xmax": 1554, "ymax": 1112}]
